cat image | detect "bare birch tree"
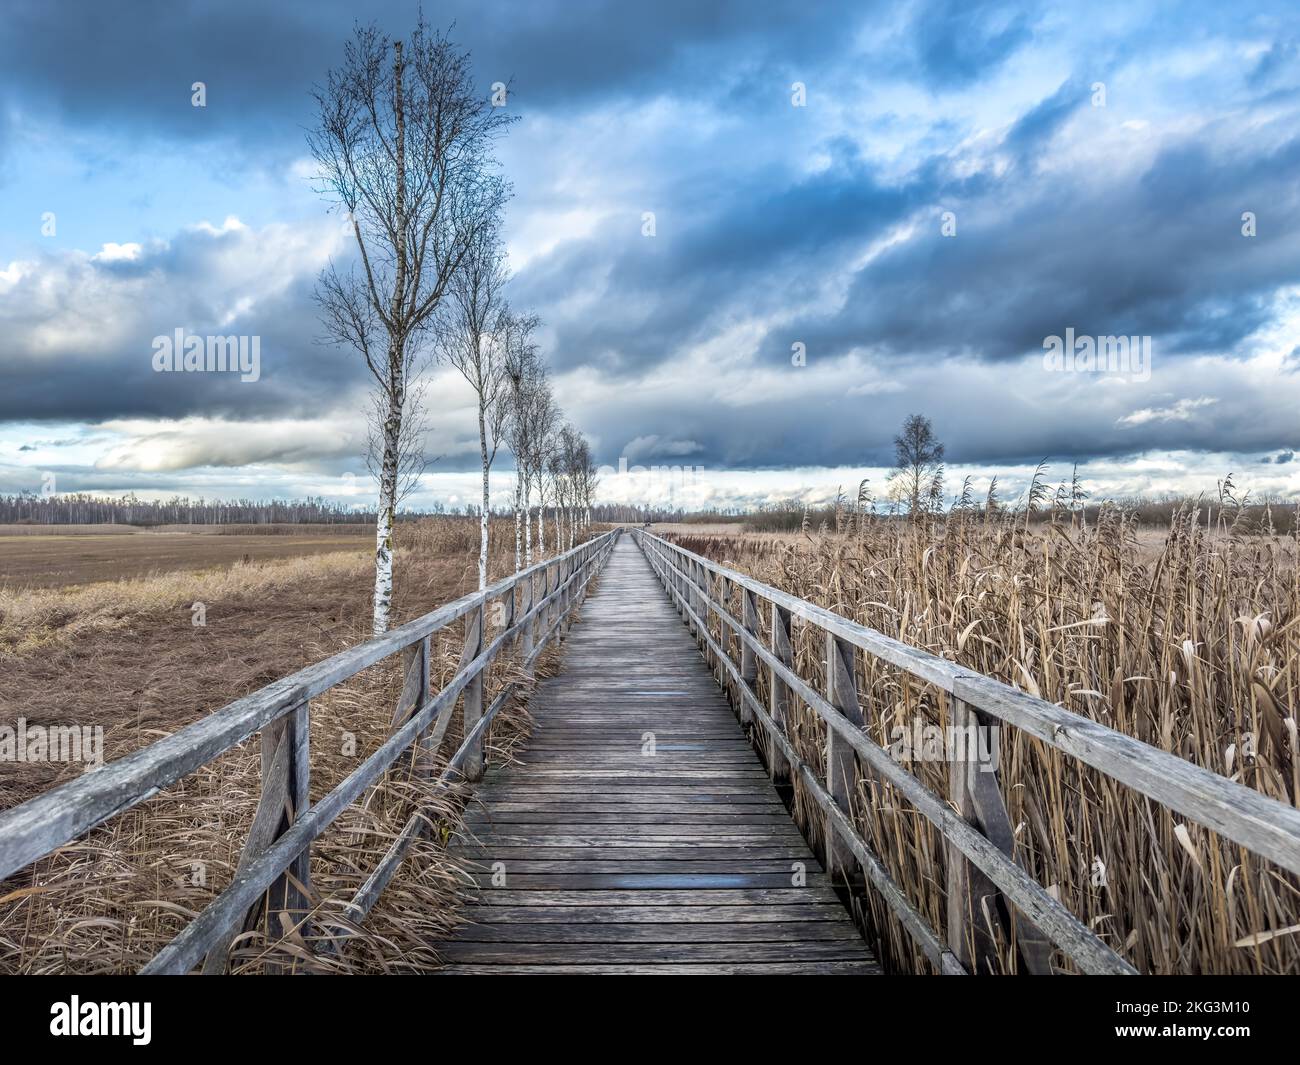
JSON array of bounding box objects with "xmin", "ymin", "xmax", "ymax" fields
[
  {"xmin": 523, "ymin": 385, "xmax": 561, "ymax": 563},
  {"xmin": 554, "ymin": 424, "xmax": 591, "ymax": 549},
  {"xmin": 438, "ymin": 227, "xmax": 511, "ymax": 588},
  {"xmin": 501, "ymin": 313, "xmax": 544, "ymax": 571},
  {"xmin": 311, "ymin": 19, "xmax": 512, "ymax": 633},
  {"xmin": 578, "ymin": 440, "xmax": 599, "ymax": 530}
]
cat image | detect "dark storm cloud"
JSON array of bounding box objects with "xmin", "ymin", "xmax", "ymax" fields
[
  {"xmin": 0, "ymin": 222, "xmax": 367, "ymax": 422},
  {"xmin": 0, "ymin": 0, "xmax": 859, "ymax": 151},
  {"xmin": 804, "ymin": 129, "xmax": 1300, "ymax": 364},
  {"xmin": 0, "ymin": 0, "xmax": 1043, "ymax": 165}
]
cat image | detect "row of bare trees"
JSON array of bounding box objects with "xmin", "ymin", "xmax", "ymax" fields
[{"xmin": 310, "ymin": 17, "xmax": 596, "ymax": 632}]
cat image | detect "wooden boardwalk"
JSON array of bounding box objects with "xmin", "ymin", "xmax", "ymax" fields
[{"xmin": 442, "ymin": 537, "xmax": 878, "ymax": 974}]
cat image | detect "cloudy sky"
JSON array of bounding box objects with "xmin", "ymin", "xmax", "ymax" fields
[{"xmin": 2, "ymin": 0, "xmax": 1299, "ymax": 512}]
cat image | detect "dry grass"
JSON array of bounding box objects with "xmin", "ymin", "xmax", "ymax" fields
[
  {"xmin": 0, "ymin": 551, "xmax": 371, "ymax": 653},
  {"xmin": 668, "ymin": 503, "xmax": 1300, "ymax": 974},
  {"xmin": 0, "ymin": 530, "xmax": 374, "ymax": 591},
  {"xmin": 0, "ymin": 516, "xmax": 576, "ymax": 974}
]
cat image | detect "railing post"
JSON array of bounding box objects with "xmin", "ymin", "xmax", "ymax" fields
[
  {"xmin": 673, "ymin": 551, "xmax": 685, "ymax": 619},
  {"xmin": 685, "ymin": 558, "xmax": 699, "ymax": 637},
  {"xmin": 562, "ymin": 555, "xmax": 573, "ymax": 633},
  {"xmin": 718, "ymin": 575, "xmax": 732, "ymax": 706},
  {"xmin": 203, "ymin": 700, "xmax": 311, "ymax": 974},
  {"xmin": 696, "ymin": 562, "xmax": 709, "ymax": 653},
  {"xmin": 698, "ymin": 563, "xmax": 709, "ymax": 655},
  {"xmin": 461, "ymin": 604, "xmax": 486, "ymax": 782},
  {"xmin": 768, "ymin": 603, "xmax": 793, "ymax": 785},
  {"xmin": 739, "ymin": 588, "xmax": 758, "ymax": 726},
  {"xmin": 406, "ymin": 635, "xmax": 432, "ymax": 774},
  {"xmin": 676, "ymin": 551, "xmax": 688, "ymax": 621},
  {"xmin": 699, "ymin": 566, "xmax": 713, "ymax": 665},
  {"xmin": 825, "ymin": 632, "xmax": 864, "ymax": 884},
  {"xmin": 501, "ymin": 582, "xmax": 516, "ymax": 645},
  {"xmin": 521, "ymin": 571, "xmax": 535, "ymax": 668},
  {"xmin": 946, "ymin": 696, "xmax": 1002, "ymax": 973},
  {"xmin": 544, "ymin": 561, "xmax": 555, "ymax": 632},
  {"xmin": 945, "ymin": 696, "xmax": 1053, "ymax": 974}
]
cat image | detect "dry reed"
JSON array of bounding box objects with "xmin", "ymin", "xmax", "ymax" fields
[{"xmin": 672, "ymin": 503, "xmax": 1300, "ymax": 974}]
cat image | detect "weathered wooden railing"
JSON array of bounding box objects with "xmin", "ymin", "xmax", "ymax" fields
[
  {"xmin": 633, "ymin": 529, "xmax": 1300, "ymax": 976},
  {"xmin": 0, "ymin": 529, "xmax": 619, "ymax": 974}
]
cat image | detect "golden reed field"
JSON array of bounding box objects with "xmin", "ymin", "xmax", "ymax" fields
[{"xmin": 660, "ymin": 504, "xmax": 1300, "ymax": 974}]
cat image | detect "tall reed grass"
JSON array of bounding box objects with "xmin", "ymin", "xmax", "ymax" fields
[{"xmin": 671, "ymin": 502, "xmax": 1300, "ymax": 974}]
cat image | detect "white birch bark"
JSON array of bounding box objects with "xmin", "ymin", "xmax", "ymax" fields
[
  {"xmin": 477, "ymin": 400, "xmax": 490, "ymax": 590},
  {"xmin": 372, "ymin": 375, "xmax": 402, "ymax": 635},
  {"xmin": 523, "ymin": 480, "xmax": 533, "ymax": 565},
  {"xmin": 513, "ymin": 474, "xmax": 523, "ymax": 572}
]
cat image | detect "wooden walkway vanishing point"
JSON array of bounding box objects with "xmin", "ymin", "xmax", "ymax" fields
[{"xmin": 443, "ymin": 537, "xmax": 879, "ymax": 974}]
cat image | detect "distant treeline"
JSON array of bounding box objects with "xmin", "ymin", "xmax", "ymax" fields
[
  {"xmin": 0, "ymin": 492, "xmax": 585, "ymax": 527},
  {"xmin": 591, "ymin": 503, "xmax": 752, "ymax": 524},
  {"xmin": 0, "ymin": 493, "xmax": 380, "ymax": 526}
]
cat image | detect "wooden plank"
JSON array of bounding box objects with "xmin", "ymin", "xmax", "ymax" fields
[
  {"xmin": 465, "ymin": 873, "xmax": 815, "ymax": 889},
  {"xmin": 440, "ymin": 941, "xmax": 870, "ymax": 963},
  {"xmin": 438, "ymin": 961, "xmax": 878, "ymax": 975},
  {"xmin": 456, "ymin": 904, "xmax": 858, "ymax": 924},
  {"xmin": 453, "ymin": 846, "xmax": 821, "ymax": 861},
  {"xmin": 467, "ymin": 813, "xmax": 791, "ymax": 826},
  {"xmin": 457, "ymin": 859, "xmax": 822, "ymax": 873},
  {"xmin": 449, "ymin": 921, "xmax": 859, "ymax": 943}
]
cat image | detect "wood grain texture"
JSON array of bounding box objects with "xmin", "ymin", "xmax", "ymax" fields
[{"xmin": 440, "ymin": 537, "xmax": 878, "ymax": 975}]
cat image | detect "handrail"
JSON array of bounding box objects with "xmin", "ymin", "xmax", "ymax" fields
[
  {"xmin": 0, "ymin": 529, "xmax": 620, "ymax": 973},
  {"xmin": 632, "ymin": 529, "xmax": 1300, "ymax": 975}
]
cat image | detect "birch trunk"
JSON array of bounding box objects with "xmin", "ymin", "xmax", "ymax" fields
[
  {"xmin": 513, "ymin": 475, "xmax": 523, "ymax": 572},
  {"xmin": 373, "ymin": 381, "xmax": 402, "ymax": 635},
  {"xmin": 477, "ymin": 399, "xmax": 490, "ymax": 590},
  {"xmin": 524, "ymin": 482, "xmax": 533, "ymax": 566}
]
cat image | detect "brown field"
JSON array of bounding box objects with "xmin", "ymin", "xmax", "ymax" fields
[
  {"xmin": 660, "ymin": 507, "xmax": 1300, "ymax": 975},
  {"xmin": 0, "ymin": 525, "xmax": 373, "ymax": 590},
  {"xmin": 0, "ymin": 518, "xmax": 576, "ymax": 974}
]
